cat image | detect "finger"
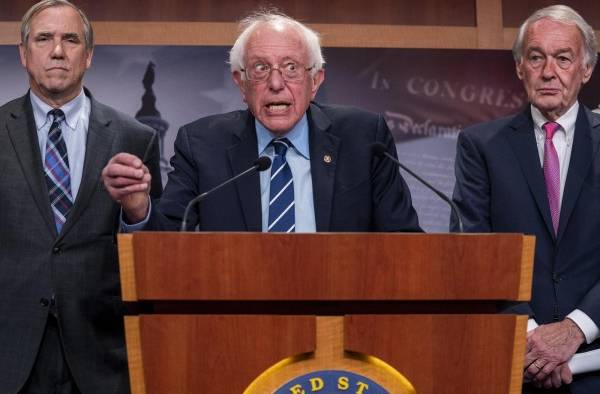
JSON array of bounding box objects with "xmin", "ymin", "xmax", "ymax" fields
[
  {"xmin": 103, "ymin": 163, "xmax": 146, "ymax": 180},
  {"xmin": 106, "ymin": 176, "xmax": 148, "ymax": 189},
  {"xmin": 531, "ymin": 360, "xmax": 553, "ymax": 382},
  {"xmin": 524, "ymin": 352, "xmax": 537, "ymax": 369},
  {"xmin": 525, "ymin": 363, "xmax": 537, "ymax": 379},
  {"xmin": 525, "ymin": 359, "xmax": 544, "ymax": 377},
  {"xmin": 560, "ymin": 364, "xmax": 573, "ymax": 384},
  {"xmin": 105, "ymin": 172, "xmax": 151, "ymax": 188},
  {"xmin": 109, "ymin": 183, "xmax": 149, "ymax": 199},
  {"xmin": 541, "ymin": 361, "xmax": 556, "ymax": 376},
  {"xmin": 542, "ymin": 374, "xmax": 553, "ymax": 389},
  {"xmin": 550, "ymin": 367, "xmax": 562, "ymax": 388},
  {"xmin": 533, "ymin": 364, "xmax": 554, "ymax": 382},
  {"xmin": 109, "ymin": 152, "xmax": 144, "ymax": 168}
]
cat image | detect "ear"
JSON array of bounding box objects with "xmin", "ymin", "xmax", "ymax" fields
[
  {"xmin": 19, "ymin": 43, "xmax": 27, "ymax": 68},
  {"xmin": 85, "ymin": 47, "xmax": 94, "ymax": 70},
  {"xmin": 582, "ymin": 64, "xmax": 593, "ymax": 84},
  {"xmin": 310, "ymin": 68, "xmax": 325, "ymax": 100},
  {"xmin": 515, "ymin": 60, "xmax": 524, "ymax": 81},
  {"xmin": 232, "ymin": 71, "xmax": 248, "ymax": 103}
]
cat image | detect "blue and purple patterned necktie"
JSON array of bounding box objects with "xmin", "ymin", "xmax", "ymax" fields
[{"xmin": 44, "ymin": 109, "xmax": 73, "ymax": 232}]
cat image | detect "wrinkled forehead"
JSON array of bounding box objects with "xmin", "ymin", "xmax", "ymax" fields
[
  {"xmin": 524, "ymin": 18, "xmax": 584, "ymax": 49},
  {"xmin": 29, "ymin": 5, "xmax": 85, "ymax": 34},
  {"xmin": 244, "ymin": 23, "xmax": 309, "ymax": 63}
]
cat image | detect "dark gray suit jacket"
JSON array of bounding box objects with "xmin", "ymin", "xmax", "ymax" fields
[
  {"xmin": 452, "ymin": 106, "xmax": 600, "ymax": 392},
  {"xmin": 0, "ymin": 90, "xmax": 162, "ymax": 394}
]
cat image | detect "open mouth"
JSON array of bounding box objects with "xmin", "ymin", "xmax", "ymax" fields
[{"xmin": 265, "ymin": 102, "xmax": 291, "ymax": 113}]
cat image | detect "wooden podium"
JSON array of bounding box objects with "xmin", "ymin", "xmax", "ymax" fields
[{"xmin": 118, "ymin": 232, "xmax": 534, "ymax": 394}]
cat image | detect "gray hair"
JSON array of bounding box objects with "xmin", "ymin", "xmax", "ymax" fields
[
  {"xmin": 21, "ymin": 0, "xmax": 94, "ymax": 50},
  {"xmin": 229, "ymin": 10, "xmax": 325, "ymax": 77},
  {"xmin": 512, "ymin": 4, "xmax": 597, "ymax": 69}
]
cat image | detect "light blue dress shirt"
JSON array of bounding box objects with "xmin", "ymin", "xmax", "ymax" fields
[
  {"xmin": 256, "ymin": 114, "xmax": 316, "ymax": 232},
  {"xmin": 31, "ymin": 89, "xmax": 90, "ymax": 199}
]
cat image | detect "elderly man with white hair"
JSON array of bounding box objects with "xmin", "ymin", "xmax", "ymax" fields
[
  {"xmin": 102, "ymin": 10, "xmax": 421, "ymax": 233},
  {"xmin": 452, "ymin": 4, "xmax": 600, "ymax": 392}
]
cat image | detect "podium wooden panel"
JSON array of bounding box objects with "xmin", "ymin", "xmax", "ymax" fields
[{"xmin": 118, "ymin": 232, "xmax": 534, "ymax": 393}]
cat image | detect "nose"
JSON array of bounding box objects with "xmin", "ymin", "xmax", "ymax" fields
[
  {"xmin": 541, "ymin": 57, "xmax": 556, "ymax": 79},
  {"xmin": 267, "ymin": 67, "xmax": 285, "ymax": 92},
  {"xmin": 50, "ymin": 39, "xmax": 65, "ymax": 58}
]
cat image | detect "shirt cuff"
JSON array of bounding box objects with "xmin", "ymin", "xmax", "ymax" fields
[
  {"xmin": 527, "ymin": 318, "xmax": 539, "ymax": 332},
  {"xmin": 567, "ymin": 309, "xmax": 600, "ymax": 344},
  {"xmin": 120, "ymin": 199, "xmax": 152, "ymax": 232}
]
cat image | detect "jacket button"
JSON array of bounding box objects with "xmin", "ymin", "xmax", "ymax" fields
[
  {"xmin": 552, "ymin": 273, "xmax": 561, "ymax": 283},
  {"xmin": 40, "ymin": 298, "xmax": 49, "ymax": 307},
  {"xmin": 52, "ymin": 246, "xmax": 61, "ymax": 254}
]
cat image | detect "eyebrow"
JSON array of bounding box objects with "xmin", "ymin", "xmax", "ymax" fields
[
  {"xmin": 526, "ymin": 46, "xmax": 575, "ymax": 55},
  {"xmin": 34, "ymin": 31, "xmax": 53, "ymax": 38},
  {"xmin": 62, "ymin": 32, "xmax": 81, "ymax": 41},
  {"xmin": 33, "ymin": 31, "xmax": 81, "ymax": 40},
  {"xmin": 248, "ymin": 56, "xmax": 302, "ymax": 64}
]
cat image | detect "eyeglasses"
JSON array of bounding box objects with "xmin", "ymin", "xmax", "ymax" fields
[{"xmin": 241, "ymin": 61, "xmax": 314, "ymax": 83}]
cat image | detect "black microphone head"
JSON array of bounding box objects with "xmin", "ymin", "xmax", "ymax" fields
[
  {"xmin": 371, "ymin": 142, "xmax": 388, "ymax": 158},
  {"xmin": 255, "ymin": 156, "xmax": 272, "ymax": 171}
]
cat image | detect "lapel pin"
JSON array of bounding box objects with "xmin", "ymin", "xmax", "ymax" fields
[{"xmin": 323, "ymin": 154, "xmax": 332, "ymax": 163}]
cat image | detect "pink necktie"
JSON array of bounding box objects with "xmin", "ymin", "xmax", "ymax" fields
[{"xmin": 543, "ymin": 122, "xmax": 560, "ymax": 234}]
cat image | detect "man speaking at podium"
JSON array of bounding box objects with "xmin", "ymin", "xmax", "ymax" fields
[
  {"xmin": 103, "ymin": 11, "xmax": 421, "ymax": 233},
  {"xmin": 452, "ymin": 5, "xmax": 600, "ymax": 392}
]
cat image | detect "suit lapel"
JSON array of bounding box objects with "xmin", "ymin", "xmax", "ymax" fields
[
  {"xmin": 506, "ymin": 109, "xmax": 556, "ymax": 237},
  {"xmin": 227, "ymin": 111, "xmax": 262, "ymax": 231},
  {"xmin": 556, "ymin": 107, "xmax": 599, "ymax": 243},
  {"xmin": 307, "ymin": 104, "xmax": 339, "ymax": 231},
  {"xmin": 59, "ymin": 93, "xmax": 116, "ymax": 239},
  {"xmin": 5, "ymin": 94, "xmax": 56, "ymax": 235}
]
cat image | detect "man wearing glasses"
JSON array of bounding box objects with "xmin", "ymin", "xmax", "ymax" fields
[{"xmin": 102, "ymin": 11, "xmax": 421, "ymax": 233}]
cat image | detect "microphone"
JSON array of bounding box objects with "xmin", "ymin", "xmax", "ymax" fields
[
  {"xmin": 180, "ymin": 156, "xmax": 272, "ymax": 231},
  {"xmin": 371, "ymin": 142, "xmax": 464, "ymax": 233}
]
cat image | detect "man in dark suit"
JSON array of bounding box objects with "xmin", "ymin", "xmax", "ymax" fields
[
  {"xmin": 0, "ymin": 1, "xmax": 161, "ymax": 393},
  {"xmin": 452, "ymin": 5, "xmax": 600, "ymax": 393},
  {"xmin": 102, "ymin": 11, "xmax": 420, "ymax": 233}
]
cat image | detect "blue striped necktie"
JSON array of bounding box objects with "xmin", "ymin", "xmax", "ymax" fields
[
  {"xmin": 268, "ymin": 138, "xmax": 295, "ymax": 232},
  {"xmin": 44, "ymin": 109, "xmax": 73, "ymax": 232}
]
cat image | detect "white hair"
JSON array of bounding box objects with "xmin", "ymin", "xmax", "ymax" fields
[
  {"xmin": 512, "ymin": 4, "xmax": 597, "ymax": 70},
  {"xmin": 229, "ymin": 10, "xmax": 325, "ymax": 77}
]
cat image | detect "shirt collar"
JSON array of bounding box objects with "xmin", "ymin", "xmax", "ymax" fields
[
  {"xmin": 530, "ymin": 101, "xmax": 578, "ymax": 139},
  {"xmin": 255, "ymin": 113, "xmax": 310, "ymax": 159},
  {"xmin": 30, "ymin": 89, "xmax": 86, "ymax": 131}
]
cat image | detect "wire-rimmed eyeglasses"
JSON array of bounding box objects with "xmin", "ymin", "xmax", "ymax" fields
[{"xmin": 241, "ymin": 61, "xmax": 314, "ymax": 83}]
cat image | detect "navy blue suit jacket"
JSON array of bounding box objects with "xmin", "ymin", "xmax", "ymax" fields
[
  {"xmin": 148, "ymin": 102, "xmax": 421, "ymax": 232},
  {"xmin": 452, "ymin": 106, "xmax": 600, "ymax": 391}
]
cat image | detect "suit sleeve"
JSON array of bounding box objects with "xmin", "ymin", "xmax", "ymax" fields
[
  {"xmin": 453, "ymin": 130, "xmax": 534, "ymax": 316},
  {"xmin": 577, "ymin": 283, "xmax": 600, "ymax": 334},
  {"xmin": 451, "ymin": 130, "xmax": 492, "ymax": 232},
  {"xmin": 147, "ymin": 126, "xmax": 199, "ymax": 231},
  {"xmin": 370, "ymin": 114, "xmax": 422, "ymax": 232}
]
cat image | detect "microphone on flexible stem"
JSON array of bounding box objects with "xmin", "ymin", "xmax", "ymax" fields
[
  {"xmin": 180, "ymin": 156, "xmax": 272, "ymax": 232},
  {"xmin": 371, "ymin": 142, "xmax": 464, "ymax": 233}
]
